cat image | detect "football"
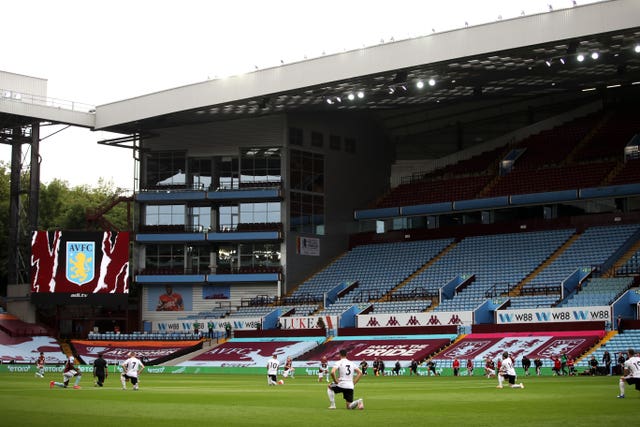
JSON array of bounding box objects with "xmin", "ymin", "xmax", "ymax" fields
[{"xmin": 277, "ymin": 379, "xmax": 284, "ymax": 385}]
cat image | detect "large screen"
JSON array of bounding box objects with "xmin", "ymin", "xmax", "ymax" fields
[{"xmin": 31, "ymin": 231, "xmax": 130, "ymax": 296}]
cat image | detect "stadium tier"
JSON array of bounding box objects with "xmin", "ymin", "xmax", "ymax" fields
[{"xmin": 2, "ymin": 1, "xmax": 640, "ymax": 373}]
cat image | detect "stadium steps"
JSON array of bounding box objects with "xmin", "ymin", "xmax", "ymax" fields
[
  {"xmin": 477, "ymin": 174, "xmax": 502, "ymax": 198},
  {"xmin": 505, "ymin": 232, "xmax": 580, "ymax": 297},
  {"xmin": 602, "ymin": 239, "xmax": 640, "ymax": 278},
  {"xmin": 600, "ymin": 160, "xmax": 625, "ymax": 187},
  {"xmin": 384, "ymin": 240, "xmax": 459, "ymax": 301},
  {"xmin": 563, "ymin": 112, "xmax": 612, "ymax": 165},
  {"xmin": 576, "ymin": 330, "xmax": 617, "ymax": 363},
  {"xmin": 59, "ymin": 340, "xmax": 74, "ymax": 359},
  {"xmin": 476, "ymin": 145, "xmax": 522, "ymax": 198}
]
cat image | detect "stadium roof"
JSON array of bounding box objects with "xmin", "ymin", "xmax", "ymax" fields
[{"xmin": 93, "ymin": 0, "xmax": 640, "ymax": 135}]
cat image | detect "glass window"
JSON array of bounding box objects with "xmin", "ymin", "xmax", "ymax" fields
[
  {"xmin": 188, "ymin": 207, "xmax": 211, "ymax": 232},
  {"xmin": 289, "ymin": 127, "xmax": 303, "ymax": 146},
  {"xmin": 188, "ymin": 157, "xmax": 213, "ymax": 189},
  {"xmin": 215, "ymin": 156, "xmax": 239, "ymax": 190},
  {"xmin": 289, "ymin": 149, "xmax": 325, "ymax": 234},
  {"xmin": 345, "ymin": 137, "xmax": 356, "ymax": 154},
  {"xmin": 240, "ymin": 202, "xmax": 281, "ymax": 224},
  {"xmin": 329, "ymin": 135, "xmax": 341, "ymax": 150},
  {"xmin": 144, "ymin": 151, "xmax": 186, "ymax": 188},
  {"xmin": 186, "ymin": 245, "xmax": 210, "ymax": 274},
  {"xmin": 239, "ymin": 243, "xmax": 281, "ymax": 268},
  {"xmin": 240, "ymin": 147, "xmax": 281, "ymax": 186},
  {"xmin": 145, "ymin": 205, "xmax": 186, "ymax": 226},
  {"xmin": 219, "ymin": 205, "xmax": 239, "ymax": 231},
  {"xmin": 145, "ymin": 244, "xmax": 184, "ymax": 272},
  {"xmin": 289, "ymin": 192, "xmax": 325, "ymax": 234},
  {"xmin": 290, "ymin": 149, "xmax": 324, "ymax": 192},
  {"xmin": 311, "ymin": 131, "xmax": 323, "ymax": 148},
  {"xmin": 217, "ymin": 244, "xmax": 238, "ymax": 271}
]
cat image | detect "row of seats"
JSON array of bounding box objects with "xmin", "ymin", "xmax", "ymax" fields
[
  {"xmin": 376, "ymin": 109, "xmax": 638, "ymax": 209},
  {"xmin": 87, "ymin": 331, "xmax": 207, "ymax": 340},
  {"xmin": 292, "ymin": 223, "xmax": 638, "ymax": 315}
]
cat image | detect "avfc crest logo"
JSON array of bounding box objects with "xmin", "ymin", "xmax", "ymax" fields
[{"xmin": 66, "ymin": 241, "xmax": 95, "ymax": 285}]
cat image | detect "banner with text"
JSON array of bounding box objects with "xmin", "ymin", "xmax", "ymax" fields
[
  {"xmin": 496, "ymin": 306, "xmax": 611, "ymax": 324},
  {"xmin": 152, "ymin": 317, "xmax": 262, "ymax": 333},
  {"xmin": 357, "ymin": 311, "xmax": 473, "ymax": 328},
  {"xmin": 281, "ymin": 316, "xmax": 338, "ymax": 330}
]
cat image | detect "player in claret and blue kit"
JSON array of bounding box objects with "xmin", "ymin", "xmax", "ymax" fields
[{"xmin": 50, "ymin": 356, "xmax": 82, "ymax": 389}]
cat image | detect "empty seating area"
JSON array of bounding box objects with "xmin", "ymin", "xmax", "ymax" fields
[
  {"xmin": 523, "ymin": 224, "xmax": 640, "ymax": 293},
  {"xmin": 278, "ymin": 304, "xmax": 319, "ymax": 317},
  {"xmin": 315, "ymin": 302, "xmax": 371, "ymax": 316},
  {"xmin": 228, "ymin": 306, "xmax": 276, "ymax": 318},
  {"xmin": 617, "ymin": 247, "xmax": 640, "ymax": 275},
  {"xmin": 399, "ymin": 229, "xmax": 574, "ymax": 311},
  {"xmin": 372, "ymin": 300, "xmax": 431, "ymax": 313},
  {"xmin": 512, "ymin": 114, "xmax": 596, "ymax": 170},
  {"xmin": 559, "ymin": 277, "xmax": 634, "ymax": 307},
  {"xmin": 0, "ymin": 314, "xmax": 49, "ymax": 337},
  {"xmin": 610, "ymin": 158, "xmax": 640, "ymax": 186},
  {"xmin": 572, "ymin": 109, "xmax": 640, "ymax": 163},
  {"xmin": 506, "ymin": 295, "xmax": 560, "ymax": 309},
  {"xmin": 379, "ymin": 109, "xmax": 638, "ymax": 212},
  {"xmin": 87, "ymin": 331, "xmax": 202, "ymax": 340},
  {"xmin": 289, "ymin": 239, "xmax": 454, "ymax": 304},
  {"xmin": 484, "ymin": 161, "xmax": 616, "ymax": 198},
  {"xmin": 277, "ymin": 223, "xmax": 639, "ymax": 319},
  {"xmin": 180, "ymin": 308, "xmax": 230, "ymax": 319},
  {"xmin": 415, "ymin": 145, "xmax": 507, "ymax": 180},
  {"xmin": 377, "ymin": 175, "xmax": 492, "ymax": 208}
]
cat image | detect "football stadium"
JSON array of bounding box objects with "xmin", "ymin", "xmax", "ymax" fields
[{"xmin": 1, "ymin": 1, "xmax": 640, "ymax": 425}]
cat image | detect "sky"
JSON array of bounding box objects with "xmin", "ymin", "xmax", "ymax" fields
[{"xmin": 0, "ymin": 0, "xmax": 601, "ymax": 189}]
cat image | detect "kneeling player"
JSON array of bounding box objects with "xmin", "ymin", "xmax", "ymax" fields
[
  {"xmin": 318, "ymin": 356, "xmax": 329, "ymax": 382},
  {"xmin": 50, "ymin": 356, "xmax": 82, "ymax": 389},
  {"xmin": 617, "ymin": 348, "xmax": 640, "ymax": 398},
  {"xmin": 283, "ymin": 356, "xmax": 295, "ymax": 378},
  {"xmin": 120, "ymin": 352, "xmax": 145, "ymax": 391},
  {"xmin": 497, "ymin": 352, "xmax": 524, "ymax": 389},
  {"xmin": 327, "ymin": 349, "xmax": 364, "ymax": 410}
]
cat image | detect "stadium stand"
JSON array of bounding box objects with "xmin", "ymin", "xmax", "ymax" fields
[
  {"xmin": 4, "ymin": 4, "xmax": 640, "ymax": 373},
  {"xmin": 522, "ymin": 224, "xmax": 640, "ymax": 294},
  {"xmin": 559, "ymin": 277, "xmax": 635, "ymax": 307},
  {"xmin": 617, "ymin": 247, "xmax": 640, "ymax": 275},
  {"xmin": 575, "ymin": 329, "xmax": 640, "ymax": 371},
  {"xmin": 288, "ymin": 239, "xmax": 454, "ymax": 306},
  {"xmin": 399, "ymin": 229, "xmax": 574, "ymax": 311}
]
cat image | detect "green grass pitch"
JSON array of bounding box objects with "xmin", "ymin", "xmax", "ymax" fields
[{"xmin": 0, "ymin": 372, "xmax": 636, "ymax": 427}]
